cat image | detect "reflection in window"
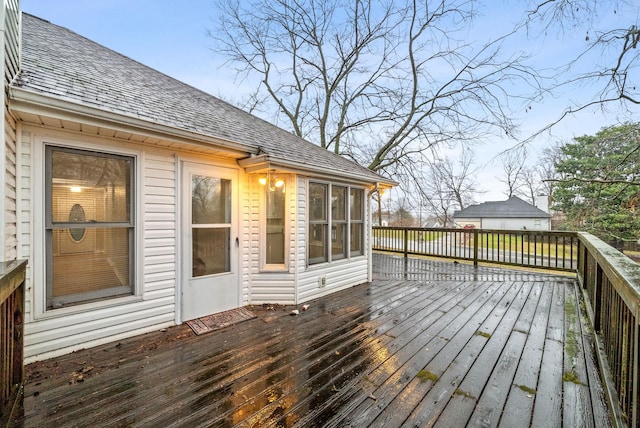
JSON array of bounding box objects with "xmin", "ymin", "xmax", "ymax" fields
[
  {"xmin": 309, "ymin": 183, "xmax": 328, "ymax": 264},
  {"xmin": 46, "ymin": 147, "xmax": 134, "ymax": 309},
  {"xmin": 192, "ymin": 176, "xmax": 231, "ymax": 224},
  {"xmin": 331, "ymin": 186, "xmax": 347, "ymax": 260},
  {"xmin": 350, "ymin": 189, "xmax": 364, "ymax": 255},
  {"xmin": 308, "ymin": 183, "xmax": 365, "ymax": 265},
  {"xmin": 191, "ymin": 175, "xmax": 232, "ymax": 278},
  {"xmin": 192, "ymin": 228, "xmax": 230, "ymax": 276},
  {"xmin": 266, "ymin": 187, "xmax": 285, "ymax": 265}
]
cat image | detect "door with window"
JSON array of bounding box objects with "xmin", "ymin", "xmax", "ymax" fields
[{"xmin": 181, "ymin": 162, "xmax": 239, "ymax": 321}]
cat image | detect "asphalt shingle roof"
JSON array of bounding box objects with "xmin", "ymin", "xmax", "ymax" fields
[
  {"xmin": 453, "ymin": 196, "xmax": 550, "ymax": 219},
  {"xmin": 13, "ymin": 13, "xmax": 392, "ymax": 185}
]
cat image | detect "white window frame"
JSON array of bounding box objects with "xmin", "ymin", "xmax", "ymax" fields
[
  {"xmin": 32, "ymin": 136, "xmax": 143, "ymax": 320},
  {"xmin": 260, "ymin": 175, "xmax": 289, "ymax": 271},
  {"xmin": 307, "ymin": 180, "xmax": 366, "ymax": 266},
  {"xmin": 350, "ymin": 187, "xmax": 365, "ymax": 257}
]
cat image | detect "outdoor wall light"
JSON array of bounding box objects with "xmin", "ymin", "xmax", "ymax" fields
[{"xmin": 259, "ymin": 170, "xmax": 285, "ymax": 192}]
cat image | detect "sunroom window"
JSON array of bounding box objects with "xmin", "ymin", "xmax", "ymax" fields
[
  {"xmin": 331, "ymin": 186, "xmax": 347, "ymax": 260},
  {"xmin": 45, "ymin": 146, "xmax": 134, "ymax": 309},
  {"xmin": 350, "ymin": 188, "xmax": 364, "ymax": 256},
  {"xmin": 309, "ymin": 183, "xmax": 328, "ymax": 264},
  {"xmin": 308, "ymin": 182, "xmax": 365, "ymax": 265},
  {"xmin": 265, "ymin": 182, "xmax": 286, "ymax": 266}
]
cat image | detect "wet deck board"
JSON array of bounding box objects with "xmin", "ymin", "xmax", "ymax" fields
[{"xmin": 17, "ymin": 255, "xmax": 612, "ymax": 427}]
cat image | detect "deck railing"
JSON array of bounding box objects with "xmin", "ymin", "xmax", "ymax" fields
[
  {"xmin": 373, "ymin": 226, "xmax": 639, "ymax": 426},
  {"xmin": 372, "ymin": 226, "xmax": 579, "ymax": 271},
  {"xmin": 577, "ymin": 232, "xmax": 639, "ymax": 427},
  {"xmin": 0, "ymin": 259, "xmax": 27, "ymax": 426}
]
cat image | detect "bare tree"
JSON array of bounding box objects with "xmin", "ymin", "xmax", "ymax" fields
[
  {"xmin": 497, "ymin": 148, "xmax": 527, "ymax": 198},
  {"xmin": 520, "ymin": 167, "xmax": 541, "ymax": 205},
  {"xmin": 211, "ymin": 0, "xmax": 541, "ymax": 180},
  {"xmin": 522, "ymin": 0, "xmax": 640, "ymax": 135},
  {"xmin": 406, "ymin": 148, "xmax": 478, "ymax": 227},
  {"xmin": 536, "ymin": 140, "xmax": 567, "ymax": 209}
]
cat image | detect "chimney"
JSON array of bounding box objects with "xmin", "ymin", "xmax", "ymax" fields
[{"xmin": 535, "ymin": 194, "xmax": 549, "ymax": 213}]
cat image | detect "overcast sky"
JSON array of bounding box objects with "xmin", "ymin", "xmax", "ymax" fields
[{"xmin": 21, "ymin": 0, "xmax": 640, "ymax": 203}]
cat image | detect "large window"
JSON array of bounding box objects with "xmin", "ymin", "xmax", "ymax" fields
[
  {"xmin": 308, "ymin": 182, "xmax": 365, "ymax": 265},
  {"xmin": 45, "ymin": 146, "xmax": 134, "ymax": 309}
]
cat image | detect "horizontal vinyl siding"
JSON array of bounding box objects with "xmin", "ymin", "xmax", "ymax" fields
[
  {"xmin": 4, "ymin": 114, "xmax": 18, "ymax": 260},
  {"xmin": 295, "ymin": 176, "xmax": 371, "ymax": 303},
  {"xmin": 297, "ymin": 257, "xmax": 369, "ymax": 303},
  {"xmin": 250, "ymin": 273, "xmax": 296, "ymax": 304},
  {"xmin": 246, "ymin": 174, "xmax": 296, "ymax": 305},
  {"xmin": 142, "ymin": 152, "xmax": 177, "ymax": 309},
  {"xmin": 241, "ymin": 172, "xmax": 254, "ymax": 305},
  {"xmin": 482, "ymin": 218, "xmax": 551, "ymax": 231},
  {"xmin": 24, "ymin": 301, "xmax": 174, "ymax": 358},
  {"xmin": 20, "ymin": 128, "xmax": 179, "ymax": 362},
  {"xmin": 3, "ymin": 0, "xmax": 20, "ymax": 84},
  {"xmin": 19, "ymin": 129, "xmax": 32, "ymax": 319}
]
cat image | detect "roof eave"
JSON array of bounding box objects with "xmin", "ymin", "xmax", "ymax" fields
[
  {"xmin": 9, "ymin": 87, "xmax": 257, "ymax": 157},
  {"xmin": 11, "ymin": 87, "xmax": 398, "ymax": 188}
]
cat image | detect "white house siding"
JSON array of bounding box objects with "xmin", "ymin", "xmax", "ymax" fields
[
  {"xmin": 481, "ymin": 218, "xmax": 551, "ymax": 231},
  {"xmin": 454, "ymin": 218, "xmax": 481, "ymax": 229},
  {"xmin": 3, "ymin": 113, "xmax": 18, "ymax": 260},
  {"xmin": 455, "ymin": 217, "xmax": 550, "ymax": 231},
  {"xmin": 19, "ymin": 125, "xmax": 182, "ymax": 362},
  {"xmin": 2, "ymin": 0, "xmax": 20, "ymax": 260},
  {"xmin": 240, "ymin": 171, "xmax": 253, "ymax": 305},
  {"xmin": 295, "ymin": 177, "xmax": 370, "ymax": 304},
  {"xmin": 246, "ymin": 174, "xmax": 296, "ymax": 305}
]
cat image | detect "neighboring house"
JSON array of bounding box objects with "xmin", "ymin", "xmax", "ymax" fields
[
  {"xmin": 453, "ymin": 196, "xmax": 551, "ymax": 231},
  {"xmin": 0, "ymin": 6, "xmax": 395, "ymax": 362}
]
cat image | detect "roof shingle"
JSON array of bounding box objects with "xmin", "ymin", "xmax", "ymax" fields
[
  {"xmin": 453, "ymin": 196, "xmax": 550, "ymax": 219},
  {"xmin": 13, "ymin": 13, "xmax": 392, "ymax": 185}
]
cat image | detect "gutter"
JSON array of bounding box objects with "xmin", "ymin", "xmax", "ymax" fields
[{"xmin": 9, "ymin": 86, "xmax": 256, "ymax": 157}]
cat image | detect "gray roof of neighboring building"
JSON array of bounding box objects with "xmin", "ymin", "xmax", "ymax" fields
[
  {"xmin": 12, "ymin": 13, "xmax": 394, "ymax": 186},
  {"xmin": 453, "ymin": 196, "xmax": 551, "ymax": 219}
]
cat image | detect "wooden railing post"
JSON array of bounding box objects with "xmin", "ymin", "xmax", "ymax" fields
[
  {"xmin": 473, "ymin": 229, "xmax": 479, "ymax": 267},
  {"xmin": 633, "ymin": 311, "xmax": 638, "ymax": 428},
  {"xmin": 403, "ymin": 227, "xmax": 408, "ymax": 259},
  {"xmin": 0, "ymin": 259, "xmax": 27, "ymax": 426}
]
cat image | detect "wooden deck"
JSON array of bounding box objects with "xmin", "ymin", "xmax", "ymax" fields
[{"xmin": 17, "ymin": 254, "xmax": 611, "ymax": 427}]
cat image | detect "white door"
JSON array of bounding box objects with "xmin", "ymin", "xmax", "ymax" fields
[{"xmin": 181, "ymin": 162, "xmax": 239, "ymax": 321}]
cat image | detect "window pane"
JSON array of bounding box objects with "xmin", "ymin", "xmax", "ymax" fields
[
  {"xmin": 331, "ymin": 223, "xmax": 347, "ymax": 260},
  {"xmin": 47, "ymin": 147, "xmax": 134, "ymax": 310},
  {"xmin": 192, "ymin": 176, "xmax": 231, "ymax": 224},
  {"xmin": 350, "ymin": 189, "xmax": 363, "ymax": 221},
  {"xmin": 309, "ymin": 183, "xmax": 327, "ymax": 221},
  {"xmin": 309, "ymin": 224, "xmax": 327, "ymax": 264},
  {"xmin": 332, "ymin": 186, "xmax": 347, "ymax": 221},
  {"xmin": 49, "ymin": 227, "xmax": 132, "ymax": 308},
  {"xmin": 266, "ymin": 189, "xmax": 285, "ymax": 265},
  {"xmin": 193, "ymin": 227, "xmax": 231, "ymax": 276},
  {"xmin": 351, "ymin": 223, "xmax": 363, "ymax": 255},
  {"xmin": 51, "ymin": 149, "xmax": 131, "ymax": 223}
]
